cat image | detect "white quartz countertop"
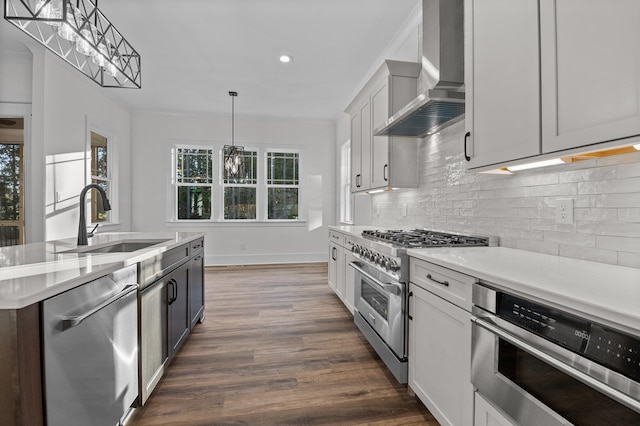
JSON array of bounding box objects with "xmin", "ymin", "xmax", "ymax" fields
[
  {"xmin": 407, "ymin": 247, "xmax": 640, "ymax": 333},
  {"xmin": 0, "ymin": 232, "xmax": 204, "ymax": 309},
  {"xmin": 329, "ymin": 225, "xmax": 385, "ymax": 235}
]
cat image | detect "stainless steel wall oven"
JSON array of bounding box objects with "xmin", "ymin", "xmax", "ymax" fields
[{"xmin": 472, "ymin": 282, "xmax": 640, "ymax": 425}]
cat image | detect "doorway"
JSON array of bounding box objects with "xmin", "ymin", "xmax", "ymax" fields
[{"xmin": 0, "ymin": 117, "xmax": 25, "ymax": 246}]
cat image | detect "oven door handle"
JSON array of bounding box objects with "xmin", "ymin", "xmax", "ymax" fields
[
  {"xmin": 349, "ymin": 261, "xmax": 402, "ymax": 296},
  {"xmin": 472, "ymin": 315, "xmax": 640, "ymax": 414}
]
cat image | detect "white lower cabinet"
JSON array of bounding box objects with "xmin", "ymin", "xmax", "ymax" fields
[
  {"xmin": 328, "ymin": 241, "xmax": 343, "ymax": 298},
  {"xmin": 328, "ymin": 230, "xmax": 355, "ymax": 314},
  {"xmin": 474, "ymin": 392, "xmax": 517, "ymax": 426},
  {"xmin": 408, "ymin": 277, "xmax": 474, "ymax": 426},
  {"xmin": 343, "ymin": 250, "xmax": 356, "ymax": 314}
]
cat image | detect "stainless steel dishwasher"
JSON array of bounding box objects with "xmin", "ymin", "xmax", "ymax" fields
[{"xmin": 42, "ymin": 264, "xmax": 139, "ymax": 426}]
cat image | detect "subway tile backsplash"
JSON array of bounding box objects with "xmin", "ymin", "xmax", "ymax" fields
[{"xmin": 370, "ymin": 121, "xmax": 640, "ymax": 269}]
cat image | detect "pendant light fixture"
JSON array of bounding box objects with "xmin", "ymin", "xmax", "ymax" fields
[
  {"xmin": 4, "ymin": 0, "xmax": 141, "ymax": 88},
  {"xmin": 223, "ymin": 91, "xmax": 245, "ymax": 180}
]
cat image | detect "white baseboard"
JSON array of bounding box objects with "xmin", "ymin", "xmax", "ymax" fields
[{"xmin": 205, "ymin": 252, "xmax": 327, "ymax": 266}]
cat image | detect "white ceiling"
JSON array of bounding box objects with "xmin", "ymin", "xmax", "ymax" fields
[{"xmin": 1, "ymin": 0, "xmax": 420, "ymax": 120}]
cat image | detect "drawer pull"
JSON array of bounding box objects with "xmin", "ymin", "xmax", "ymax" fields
[{"xmin": 427, "ymin": 274, "xmax": 449, "ymax": 287}]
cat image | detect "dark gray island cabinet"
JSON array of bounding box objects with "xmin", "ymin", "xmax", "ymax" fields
[
  {"xmin": 139, "ymin": 236, "xmax": 205, "ymax": 405},
  {"xmin": 0, "ymin": 235, "xmax": 206, "ymax": 425}
]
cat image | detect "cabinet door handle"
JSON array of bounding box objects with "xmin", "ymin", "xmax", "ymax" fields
[
  {"xmin": 168, "ymin": 278, "xmax": 178, "ymax": 304},
  {"xmin": 356, "ymin": 174, "xmax": 361, "ymax": 188},
  {"xmin": 332, "ymin": 247, "xmax": 337, "ymax": 261},
  {"xmin": 167, "ymin": 280, "xmax": 175, "ymax": 304},
  {"xmin": 464, "ymin": 131, "xmax": 471, "ymax": 161},
  {"xmin": 383, "ymin": 164, "xmax": 388, "ymax": 182},
  {"xmin": 407, "ymin": 291, "xmax": 414, "ymax": 321},
  {"xmin": 426, "ymin": 274, "xmax": 449, "ymax": 287}
]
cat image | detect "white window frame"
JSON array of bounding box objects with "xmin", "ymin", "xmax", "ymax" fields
[
  {"xmin": 265, "ymin": 149, "xmax": 300, "ymax": 221},
  {"xmin": 339, "ymin": 139, "xmax": 353, "ymax": 224},
  {"xmin": 86, "ymin": 121, "xmax": 119, "ymax": 227},
  {"xmin": 174, "ymin": 144, "xmax": 215, "ymax": 221},
  {"xmin": 219, "ymin": 147, "xmax": 258, "ymax": 221},
  {"xmin": 169, "ymin": 142, "xmax": 304, "ymax": 224}
]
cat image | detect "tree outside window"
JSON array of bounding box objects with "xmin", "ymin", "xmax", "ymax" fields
[
  {"xmin": 267, "ymin": 152, "xmax": 299, "ymax": 220},
  {"xmin": 0, "ymin": 141, "xmax": 23, "ymax": 245},
  {"xmin": 223, "ymin": 150, "xmax": 257, "ymax": 219},
  {"xmin": 90, "ymin": 131, "xmax": 110, "ymax": 223},
  {"xmin": 176, "ymin": 147, "xmax": 213, "ymax": 220}
]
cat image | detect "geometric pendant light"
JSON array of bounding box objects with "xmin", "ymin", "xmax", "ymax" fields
[
  {"xmin": 223, "ymin": 91, "xmax": 245, "ymax": 179},
  {"xmin": 4, "ymin": 0, "xmax": 141, "ymax": 88}
]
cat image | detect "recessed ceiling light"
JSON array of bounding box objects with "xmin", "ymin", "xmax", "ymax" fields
[{"xmin": 279, "ymin": 55, "xmax": 293, "ymax": 63}]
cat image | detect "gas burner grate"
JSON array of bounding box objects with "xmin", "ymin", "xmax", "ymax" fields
[{"xmin": 362, "ymin": 229, "xmax": 493, "ymax": 248}]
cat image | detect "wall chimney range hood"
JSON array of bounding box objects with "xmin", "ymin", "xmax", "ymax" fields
[{"xmin": 374, "ymin": 0, "xmax": 465, "ymax": 138}]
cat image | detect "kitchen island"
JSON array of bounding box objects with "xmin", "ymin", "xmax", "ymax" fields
[{"xmin": 0, "ymin": 232, "xmax": 205, "ymax": 426}]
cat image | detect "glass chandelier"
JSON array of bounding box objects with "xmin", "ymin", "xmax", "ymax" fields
[
  {"xmin": 4, "ymin": 0, "xmax": 141, "ymax": 88},
  {"xmin": 223, "ymin": 91, "xmax": 245, "ymax": 179}
]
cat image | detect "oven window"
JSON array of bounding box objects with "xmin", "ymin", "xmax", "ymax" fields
[
  {"xmin": 498, "ymin": 340, "xmax": 640, "ymax": 425},
  {"xmin": 361, "ymin": 280, "xmax": 389, "ymax": 320}
]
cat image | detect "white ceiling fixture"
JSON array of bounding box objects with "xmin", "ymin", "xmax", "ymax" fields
[
  {"xmin": 279, "ymin": 54, "xmax": 293, "ymax": 63},
  {"xmin": 3, "ymin": 0, "xmax": 141, "ymax": 88}
]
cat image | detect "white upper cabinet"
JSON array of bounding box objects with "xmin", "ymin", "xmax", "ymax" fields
[
  {"xmin": 465, "ymin": 0, "xmax": 640, "ymax": 170},
  {"xmin": 350, "ymin": 112, "xmax": 362, "ymax": 192},
  {"xmin": 540, "ymin": 0, "xmax": 640, "ymax": 153},
  {"xmin": 346, "ymin": 60, "xmax": 421, "ymax": 193},
  {"xmin": 371, "ymin": 80, "xmax": 390, "ymax": 189},
  {"xmin": 464, "ymin": 0, "xmax": 540, "ymax": 169},
  {"xmin": 350, "ymin": 101, "xmax": 372, "ymax": 191}
]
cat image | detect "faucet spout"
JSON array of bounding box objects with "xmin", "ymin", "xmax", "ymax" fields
[{"xmin": 77, "ymin": 184, "xmax": 112, "ymax": 246}]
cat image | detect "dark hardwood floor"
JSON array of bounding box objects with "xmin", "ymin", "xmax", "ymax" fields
[{"xmin": 127, "ymin": 263, "xmax": 436, "ymax": 426}]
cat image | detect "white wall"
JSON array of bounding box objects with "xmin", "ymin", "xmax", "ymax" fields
[
  {"xmin": 37, "ymin": 52, "xmax": 132, "ymax": 241},
  {"xmin": 0, "ymin": 48, "xmax": 133, "ymax": 242},
  {"xmin": 131, "ymin": 112, "xmax": 335, "ymax": 266},
  {"xmin": 0, "ymin": 52, "xmax": 32, "ymax": 103},
  {"xmin": 370, "ymin": 121, "xmax": 640, "ymax": 269}
]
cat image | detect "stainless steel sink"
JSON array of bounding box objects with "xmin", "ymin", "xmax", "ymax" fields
[{"xmin": 65, "ymin": 239, "xmax": 170, "ymax": 254}]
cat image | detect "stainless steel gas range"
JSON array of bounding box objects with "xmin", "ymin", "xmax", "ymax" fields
[{"xmin": 349, "ymin": 229, "xmax": 498, "ymax": 383}]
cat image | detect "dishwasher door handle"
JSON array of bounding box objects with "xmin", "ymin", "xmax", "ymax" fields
[{"xmin": 60, "ymin": 284, "xmax": 138, "ymax": 330}]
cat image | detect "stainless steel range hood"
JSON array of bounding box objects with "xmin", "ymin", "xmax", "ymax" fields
[{"xmin": 374, "ymin": 0, "xmax": 464, "ymax": 138}]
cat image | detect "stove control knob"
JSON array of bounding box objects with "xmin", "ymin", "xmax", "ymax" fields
[
  {"xmin": 383, "ymin": 258, "xmax": 391, "ymax": 270},
  {"xmin": 388, "ymin": 260, "xmax": 400, "ymax": 272},
  {"xmin": 352, "ymin": 245, "xmax": 359, "ymax": 254}
]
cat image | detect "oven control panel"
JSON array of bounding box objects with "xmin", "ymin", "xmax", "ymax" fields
[{"xmin": 497, "ymin": 293, "xmax": 640, "ymax": 383}]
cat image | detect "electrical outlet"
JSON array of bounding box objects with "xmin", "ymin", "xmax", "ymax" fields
[{"xmin": 556, "ymin": 198, "xmax": 574, "ymax": 224}]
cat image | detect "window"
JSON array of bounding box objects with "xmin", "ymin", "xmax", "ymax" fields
[
  {"xmin": 267, "ymin": 152, "xmax": 299, "ymax": 220},
  {"xmin": 0, "ymin": 119, "xmax": 25, "ymax": 246},
  {"xmin": 175, "ymin": 147, "xmax": 213, "ymax": 220},
  {"xmin": 90, "ymin": 131, "xmax": 110, "ymax": 223},
  {"xmin": 339, "ymin": 140, "xmax": 353, "ymax": 223},
  {"xmin": 173, "ymin": 145, "xmax": 302, "ymax": 222},
  {"xmin": 223, "ymin": 150, "xmax": 257, "ymax": 219}
]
